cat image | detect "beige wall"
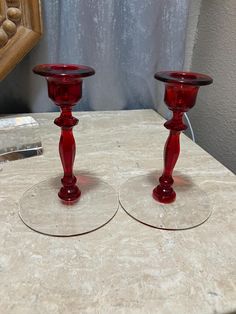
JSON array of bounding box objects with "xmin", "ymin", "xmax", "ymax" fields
[{"xmin": 188, "ymin": 0, "xmax": 236, "ymax": 173}]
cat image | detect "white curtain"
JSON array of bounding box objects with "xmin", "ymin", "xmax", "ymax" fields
[{"xmin": 0, "ymin": 0, "xmax": 198, "ymax": 115}]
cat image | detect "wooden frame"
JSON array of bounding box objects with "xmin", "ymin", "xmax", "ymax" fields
[{"xmin": 0, "ymin": 0, "xmax": 42, "ymax": 80}]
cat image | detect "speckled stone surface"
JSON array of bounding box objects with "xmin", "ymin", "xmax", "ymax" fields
[{"xmin": 0, "ymin": 110, "xmax": 235, "ymax": 314}]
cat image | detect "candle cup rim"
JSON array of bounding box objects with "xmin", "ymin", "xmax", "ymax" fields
[
  {"xmin": 154, "ymin": 71, "xmax": 213, "ymax": 86},
  {"xmin": 33, "ymin": 64, "xmax": 95, "ymax": 78}
]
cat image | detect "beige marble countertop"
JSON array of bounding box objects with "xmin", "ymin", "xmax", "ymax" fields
[{"xmin": 0, "ymin": 109, "xmax": 235, "ymax": 314}]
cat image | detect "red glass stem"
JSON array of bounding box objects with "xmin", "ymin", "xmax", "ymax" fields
[
  {"xmin": 153, "ymin": 71, "xmax": 213, "ymax": 204},
  {"xmin": 153, "ymin": 111, "xmax": 186, "ymax": 203},
  {"xmin": 54, "ymin": 106, "xmax": 81, "ymax": 201},
  {"xmin": 153, "ymin": 129, "xmax": 180, "ymax": 203},
  {"xmin": 32, "ymin": 64, "xmax": 95, "ymax": 202},
  {"xmin": 163, "ymin": 130, "xmax": 180, "ymax": 178}
]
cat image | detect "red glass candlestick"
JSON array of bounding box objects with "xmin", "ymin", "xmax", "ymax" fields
[
  {"xmin": 153, "ymin": 71, "xmax": 213, "ymax": 203},
  {"xmin": 119, "ymin": 71, "xmax": 213, "ymax": 230},
  {"xmin": 19, "ymin": 64, "xmax": 119, "ymax": 237},
  {"xmin": 33, "ymin": 64, "xmax": 95, "ymax": 201}
]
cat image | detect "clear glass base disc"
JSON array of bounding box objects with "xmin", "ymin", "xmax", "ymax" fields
[
  {"xmin": 19, "ymin": 175, "xmax": 118, "ymax": 237},
  {"xmin": 119, "ymin": 174, "xmax": 212, "ymax": 230}
]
